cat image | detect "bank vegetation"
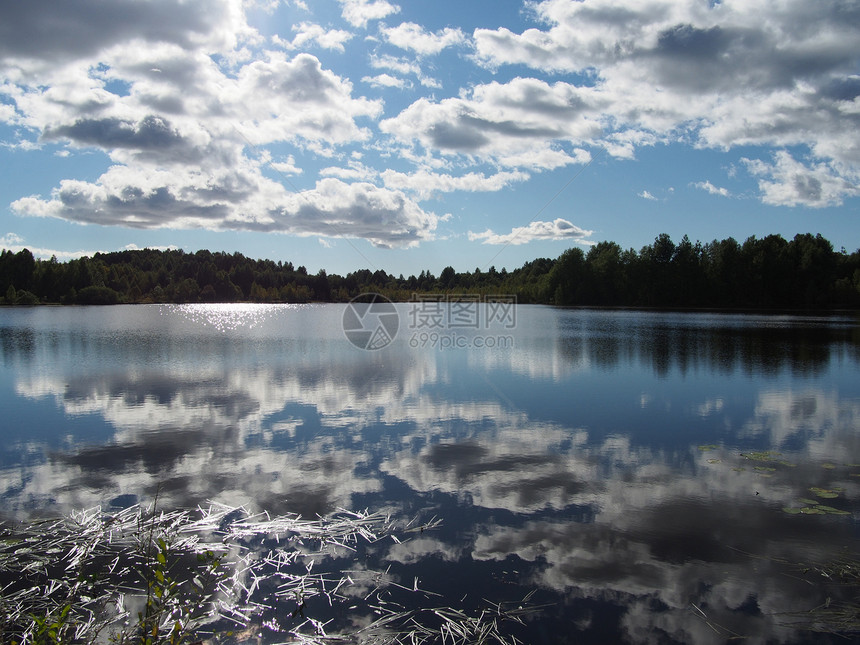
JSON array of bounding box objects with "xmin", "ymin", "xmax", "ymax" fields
[{"xmin": 2, "ymin": 233, "xmax": 859, "ymax": 309}]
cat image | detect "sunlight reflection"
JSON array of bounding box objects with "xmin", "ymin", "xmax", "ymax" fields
[{"xmin": 166, "ymin": 303, "xmax": 293, "ymax": 332}]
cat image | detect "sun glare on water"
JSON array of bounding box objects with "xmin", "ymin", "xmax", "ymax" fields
[{"xmin": 165, "ymin": 303, "xmax": 291, "ymax": 332}]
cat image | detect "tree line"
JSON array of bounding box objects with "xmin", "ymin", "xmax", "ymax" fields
[{"xmin": 1, "ymin": 232, "xmax": 859, "ymax": 309}]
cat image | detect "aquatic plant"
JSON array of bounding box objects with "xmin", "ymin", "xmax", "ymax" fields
[
  {"xmin": 781, "ymin": 557, "xmax": 860, "ymax": 635},
  {"xmin": 0, "ymin": 502, "xmax": 532, "ymax": 644}
]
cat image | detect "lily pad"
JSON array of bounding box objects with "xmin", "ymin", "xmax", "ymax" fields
[
  {"xmin": 800, "ymin": 507, "xmax": 826, "ymax": 514},
  {"xmin": 821, "ymin": 463, "xmax": 837, "ymax": 470},
  {"xmin": 698, "ymin": 445, "xmax": 718, "ymax": 452},
  {"xmin": 741, "ymin": 451, "xmax": 781, "ymax": 462},
  {"xmin": 810, "ymin": 487, "xmax": 839, "ymax": 499},
  {"xmin": 707, "ymin": 458, "xmax": 721, "ymax": 464},
  {"xmin": 798, "ymin": 498, "xmax": 819, "ymax": 506},
  {"xmin": 782, "ymin": 507, "xmax": 802, "ymax": 514},
  {"xmin": 814, "ymin": 505, "xmax": 851, "ymax": 515},
  {"xmin": 754, "ymin": 466, "xmax": 776, "ymax": 472}
]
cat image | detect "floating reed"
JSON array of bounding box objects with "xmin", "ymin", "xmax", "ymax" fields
[{"xmin": 0, "ymin": 502, "xmax": 530, "ymax": 644}]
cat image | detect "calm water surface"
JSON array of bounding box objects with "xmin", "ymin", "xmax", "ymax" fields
[{"xmin": 2, "ymin": 304, "xmax": 860, "ymax": 644}]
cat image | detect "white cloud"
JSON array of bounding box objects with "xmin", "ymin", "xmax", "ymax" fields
[
  {"xmin": 1, "ymin": 0, "xmax": 430, "ymax": 250},
  {"xmin": 230, "ymin": 52, "xmax": 383, "ymax": 146},
  {"xmin": 273, "ymin": 22, "xmax": 353, "ymax": 52},
  {"xmin": 2, "ymin": 0, "xmax": 858, "ymax": 254},
  {"xmin": 638, "ymin": 190, "xmax": 657, "ymax": 201},
  {"xmin": 381, "ymin": 22, "xmax": 466, "ymax": 55},
  {"xmin": 368, "ymin": 53, "xmax": 439, "ymax": 89},
  {"xmin": 0, "ymin": 233, "xmax": 163, "ymax": 260},
  {"xmin": 0, "ymin": 0, "xmax": 254, "ymax": 70},
  {"xmin": 320, "ymin": 161, "xmax": 377, "ymax": 181},
  {"xmin": 338, "ymin": 0, "xmax": 400, "ymax": 29},
  {"xmin": 418, "ymin": 75, "xmax": 441, "ymax": 89},
  {"xmin": 1, "ymin": 232, "xmax": 24, "ymax": 247},
  {"xmin": 121, "ymin": 242, "xmax": 177, "ymax": 252},
  {"xmin": 12, "ymin": 173, "xmax": 439, "ymax": 249},
  {"xmin": 381, "ymin": 168, "xmax": 529, "ymax": 200},
  {"xmin": 369, "ymin": 53, "xmax": 420, "ymax": 76},
  {"xmin": 361, "ymin": 73, "xmax": 411, "ymax": 90},
  {"xmin": 380, "ymin": 77, "xmax": 603, "ymax": 169},
  {"xmin": 468, "ymin": 0, "xmax": 860, "ymax": 206},
  {"xmin": 468, "ymin": 218, "xmax": 594, "ymax": 246},
  {"xmin": 742, "ymin": 151, "xmax": 860, "ymax": 208},
  {"xmin": 692, "ymin": 181, "xmax": 730, "ymax": 197},
  {"xmin": 269, "ymin": 155, "xmax": 302, "ymax": 175}
]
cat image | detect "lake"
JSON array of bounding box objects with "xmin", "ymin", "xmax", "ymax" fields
[{"xmin": 2, "ymin": 303, "xmax": 860, "ymax": 644}]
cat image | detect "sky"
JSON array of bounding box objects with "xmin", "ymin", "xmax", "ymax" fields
[{"xmin": 1, "ymin": 0, "xmax": 859, "ymax": 277}]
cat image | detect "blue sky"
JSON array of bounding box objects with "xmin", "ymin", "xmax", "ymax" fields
[{"xmin": 1, "ymin": 0, "xmax": 858, "ymax": 276}]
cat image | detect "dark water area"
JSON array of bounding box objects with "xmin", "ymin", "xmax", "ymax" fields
[{"xmin": 2, "ymin": 304, "xmax": 860, "ymax": 644}]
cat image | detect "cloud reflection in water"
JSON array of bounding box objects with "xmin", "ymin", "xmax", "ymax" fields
[{"xmin": 1, "ymin": 305, "xmax": 859, "ymax": 643}]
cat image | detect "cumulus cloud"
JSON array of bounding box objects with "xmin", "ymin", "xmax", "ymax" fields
[
  {"xmin": 361, "ymin": 73, "xmax": 411, "ymax": 89},
  {"xmin": 380, "ymin": 77, "xmax": 602, "ymax": 170},
  {"xmin": 468, "ymin": 0, "xmax": 860, "ymax": 205},
  {"xmin": 2, "ymin": 0, "xmax": 858, "ymax": 253},
  {"xmin": 0, "ymin": 0, "xmax": 439, "ymax": 248},
  {"xmin": 0, "ymin": 0, "xmax": 249, "ymax": 66},
  {"xmin": 369, "ymin": 53, "xmax": 420, "ymax": 76},
  {"xmin": 381, "ymin": 22, "xmax": 466, "ymax": 55},
  {"xmin": 368, "ymin": 53, "xmax": 439, "ymax": 90},
  {"xmin": 269, "ymin": 155, "xmax": 303, "ymax": 176},
  {"xmin": 468, "ymin": 218, "xmax": 594, "ymax": 246},
  {"xmin": 320, "ymin": 161, "xmax": 378, "ymax": 181},
  {"xmin": 12, "ymin": 172, "xmax": 438, "ymax": 248},
  {"xmin": 0, "ymin": 232, "xmax": 24, "ymax": 247},
  {"xmin": 229, "ymin": 52, "xmax": 382, "ymax": 146},
  {"xmin": 638, "ymin": 190, "xmax": 657, "ymax": 201},
  {"xmin": 693, "ymin": 180, "xmax": 730, "ymax": 197},
  {"xmin": 338, "ymin": 0, "xmax": 400, "ymax": 29},
  {"xmin": 381, "ymin": 168, "xmax": 529, "ymax": 199},
  {"xmin": 273, "ymin": 22, "xmax": 353, "ymax": 52},
  {"xmin": 742, "ymin": 150, "xmax": 859, "ymax": 207}
]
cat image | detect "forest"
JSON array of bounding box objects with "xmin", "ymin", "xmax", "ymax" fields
[{"xmin": 1, "ymin": 232, "xmax": 859, "ymax": 309}]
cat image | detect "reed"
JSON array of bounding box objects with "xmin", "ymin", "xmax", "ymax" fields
[{"xmin": 0, "ymin": 502, "xmax": 533, "ymax": 644}]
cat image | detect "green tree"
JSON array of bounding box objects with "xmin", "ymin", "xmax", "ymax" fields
[
  {"xmin": 639, "ymin": 234, "xmax": 676, "ymax": 306},
  {"xmin": 702, "ymin": 237, "xmax": 742, "ymax": 307},
  {"xmin": 787, "ymin": 233, "xmax": 836, "ymax": 307},
  {"xmin": 439, "ymin": 266, "xmax": 456, "ymax": 289},
  {"xmin": 173, "ymin": 277, "xmax": 201, "ymax": 303},
  {"xmin": 741, "ymin": 234, "xmax": 790, "ymax": 306},
  {"xmin": 672, "ymin": 235, "xmax": 704, "ymax": 306},
  {"xmin": 548, "ymin": 247, "xmax": 587, "ymax": 305},
  {"xmin": 76, "ymin": 285, "xmax": 120, "ymax": 305},
  {"xmin": 586, "ymin": 241, "xmax": 625, "ymax": 304}
]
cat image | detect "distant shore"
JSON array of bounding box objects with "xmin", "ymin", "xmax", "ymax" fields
[{"xmin": 3, "ymin": 231, "xmax": 859, "ymax": 309}]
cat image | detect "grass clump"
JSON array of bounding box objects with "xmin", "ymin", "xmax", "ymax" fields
[{"xmin": 781, "ymin": 557, "xmax": 860, "ymax": 636}]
